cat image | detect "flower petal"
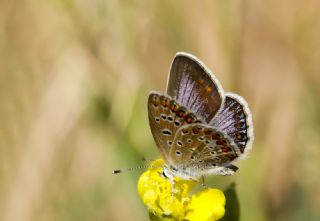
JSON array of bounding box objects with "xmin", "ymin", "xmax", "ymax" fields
[{"xmin": 185, "ymin": 189, "xmax": 226, "ymax": 221}]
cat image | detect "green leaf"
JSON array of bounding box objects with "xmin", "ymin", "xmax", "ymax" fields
[
  {"xmin": 149, "ymin": 211, "xmax": 161, "ymax": 221},
  {"xmin": 149, "ymin": 211, "xmax": 162, "ymax": 221},
  {"xmin": 220, "ymin": 183, "xmax": 240, "ymax": 221},
  {"xmin": 148, "ymin": 211, "xmax": 181, "ymax": 221}
]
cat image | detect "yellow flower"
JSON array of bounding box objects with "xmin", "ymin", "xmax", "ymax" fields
[
  {"xmin": 137, "ymin": 159, "xmax": 226, "ymax": 221},
  {"xmin": 185, "ymin": 189, "xmax": 226, "ymax": 221}
]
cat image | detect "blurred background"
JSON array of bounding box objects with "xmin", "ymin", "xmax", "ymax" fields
[{"xmin": 0, "ymin": 0, "xmax": 319, "ymax": 221}]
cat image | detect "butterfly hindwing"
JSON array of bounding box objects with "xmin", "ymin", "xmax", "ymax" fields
[
  {"xmin": 168, "ymin": 123, "xmax": 241, "ymax": 177},
  {"xmin": 166, "ymin": 52, "xmax": 224, "ymax": 123},
  {"xmin": 148, "ymin": 92, "xmax": 203, "ymax": 163},
  {"xmin": 210, "ymin": 93, "xmax": 254, "ymax": 158}
]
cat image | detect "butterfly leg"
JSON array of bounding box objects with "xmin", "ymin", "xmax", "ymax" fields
[
  {"xmin": 200, "ymin": 176, "xmax": 209, "ymax": 189},
  {"xmin": 162, "ymin": 167, "xmax": 176, "ymax": 198},
  {"xmin": 170, "ymin": 177, "xmax": 175, "ymax": 198},
  {"xmin": 170, "ymin": 178, "xmax": 176, "ymax": 199}
]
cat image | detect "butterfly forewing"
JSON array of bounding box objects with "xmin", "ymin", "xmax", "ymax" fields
[
  {"xmin": 166, "ymin": 53, "xmax": 224, "ymax": 123},
  {"xmin": 168, "ymin": 123, "xmax": 241, "ymax": 177},
  {"xmin": 148, "ymin": 92, "xmax": 203, "ymax": 163},
  {"xmin": 210, "ymin": 93, "xmax": 254, "ymax": 157}
]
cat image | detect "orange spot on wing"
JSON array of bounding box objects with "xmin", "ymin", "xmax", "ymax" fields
[
  {"xmin": 192, "ymin": 127, "xmax": 200, "ymax": 134},
  {"xmin": 205, "ymin": 85, "xmax": 212, "ymax": 92},
  {"xmin": 222, "ymin": 146, "xmax": 231, "ymax": 153},
  {"xmin": 212, "ymin": 133, "xmax": 221, "ymax": 140}
]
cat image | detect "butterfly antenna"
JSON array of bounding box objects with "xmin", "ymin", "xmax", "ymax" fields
[
  {"xmin": 112, "ymin": 164, "xmax": 147, "ymax": 174},
  {"xmin": 112, "ymin": 159, "xmax": 160, "ymax": 174},
  {"xmin": 141, "ymin": 157, "xmax": 154, "ymax": 163}
]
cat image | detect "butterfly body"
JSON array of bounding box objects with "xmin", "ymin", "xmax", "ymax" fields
[{"xmin": 148, "ymin": 52, "xmax": 253, "ymax": 181}]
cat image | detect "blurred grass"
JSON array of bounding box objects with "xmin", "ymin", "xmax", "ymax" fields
[{"xmin": 0, "ymin": 0, "xmax": 320, "ymax": 221}]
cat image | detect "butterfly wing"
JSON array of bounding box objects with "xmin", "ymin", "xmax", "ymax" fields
[
  {"xmin": 166, "ymin": 52, "xmax": 224, "ymax": 123},
  {"xmin": 210, "ymin": 93, "xmax": 254, "ymax": 158},
  {"xmin": 168, "ymin": 123, "xmax": 241, "ymax": 178},
  {"xmin": 148, "ymin": 92, "xmax": 203, "ymax": 163}
]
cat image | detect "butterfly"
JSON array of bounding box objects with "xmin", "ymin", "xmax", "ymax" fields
[{"xmin": 148, "ymin": 52, "xmax": 254, "ymax": 181}]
